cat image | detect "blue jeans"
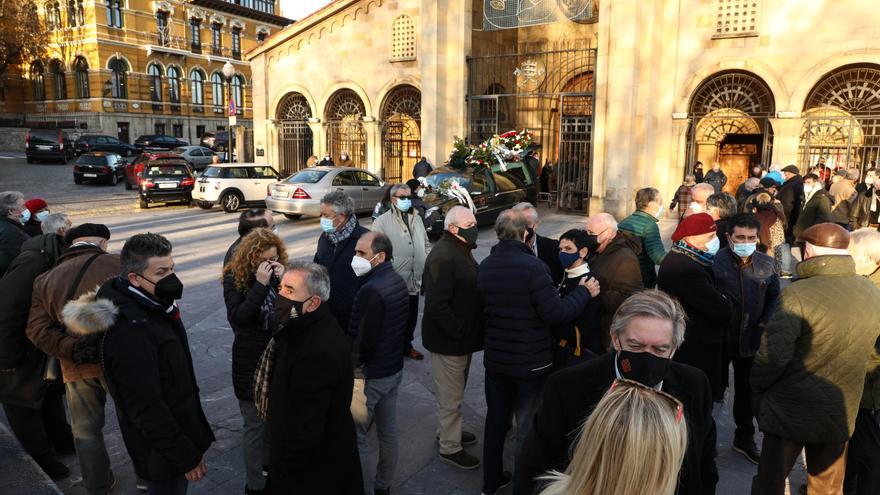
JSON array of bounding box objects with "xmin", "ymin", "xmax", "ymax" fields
[
  {"xmin": 482, "ymin": 372, "xmax": 547, "ymax": 494},
  {"xmin": 66, "ymin": 377, "xmax": 112, "ymax": 495},
  {"xmin": 239, "ymin": 399, "xmax": 267, "ymax": 490},
  {"xmin": 146, "ymin": 475, "xmax": 188, "ymax": 495},
  {"xmin": 357, "ymin": 371, "xmax": 403, "ymax": 493}
]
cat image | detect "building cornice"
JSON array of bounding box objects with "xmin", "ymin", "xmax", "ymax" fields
[{"xmin": 185, "ymin": 0, "xmax": 292, "ymax": 27}]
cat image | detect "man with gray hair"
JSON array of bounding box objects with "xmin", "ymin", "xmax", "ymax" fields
[
  {"xmin": 314, "ymin": 190, "xmax": 369, "ymax": 332},
  {"xmin": 264, "ymin": 261, "xmax": 363, "ymax": 493},
  {"xmin": 477, "ymin": 209, "xmax": 595, "ymax": 494},
  {"xmin": 41, "ymin": 213, "xmax": 71, "ymax": 238},
  {"xmin": 690, "ymin": 182, "xmax": 716, "ymax": 216},
  {"xmin": 585, "ymin": 212, "xmax": 644, "ymax": 352},
  {"xmin": 0, "ymin": 191, "xmax": 32, "ymax": 275},
  {"xmin": 512, "ymin": 202, "xmax": 563, "ymax": 284},
  {"xmin": 517, "ymin": 289, "xmax": 719, "ymax": 495}
]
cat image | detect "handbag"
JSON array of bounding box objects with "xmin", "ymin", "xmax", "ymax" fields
[
  {"xmin": 553, "ymin": 326, "xmax": 595, "ymax": 371},
  {"xmin": 0, "ymin": 345, "xmax": 54, "ymax": 408}
]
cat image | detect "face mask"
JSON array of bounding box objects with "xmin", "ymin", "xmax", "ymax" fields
[
  {"xmin": 351, "ymin": 254, "xmax": 378, "ymax": 277},
  {"xmin": 558, "ymin": 251, "xmax": 581, "ymax": 269},
  {"xmin": 689, "ymin": 202, "xmax": 703, "ymax": 213},
  {"xmin": 35, "ymin": 210, "xmax": 49, "ymax": 222},
  {"xmin": 654, "ymin": 205, "xmax": 665, "ymax": 219},
  {"xmin": 273, "ymin": 294, "xmax": 308, "ymax": 326},
  {"xmin": 455, "ymin": 225, "xmax": 478, "ymax": 247},
  {"xmin": 138, "ymin": 272, "xmax": 184, "ymax": 306},
  {"xmin": 526, "ymin": 227, "xmax": 536, "ymax": 242},
  {"xmin": 866, "ymin": 177, "xmax": 875, "ymax": 186},
  {"xmin": 396, "ymin": 198, "xmax": 412, "ymax": 213},
  {"xmin": 731, "ymin": 241, "xmax": 757, "ymax": 258},
  {"xmin": 416, "ymin": 188, "xmax": 425, "ymax": 198},
  {"xmin": 272, "ymin": 226, "xmax": 279, "ymax": 236},
  {"xmin": 19, "ymin": 209, "xmax": 31, "ymax": 224},
  {"xmin": 705, "ymin": 236, "xmax": 720, "ymax": 255},
  {"xmin": 320, "ymin": 216, "xmax": 336, "ymax": 233},
  {"xmin": 616, "ymin": 349, "xmax": 671, "ymax": 388}
]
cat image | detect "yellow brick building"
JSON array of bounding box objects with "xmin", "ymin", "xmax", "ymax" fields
[{"xmin": 2, "ymin": 0, "xmax": 290, "ymax": 144}]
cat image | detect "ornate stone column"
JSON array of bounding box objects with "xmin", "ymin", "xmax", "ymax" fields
[{"xmin": 769, "ymin": 114, "xmax": 805, "ymax": 168}]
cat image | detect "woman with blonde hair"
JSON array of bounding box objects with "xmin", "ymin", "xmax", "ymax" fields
[
  {"xmin": 222, "ymin": 227, "xmax": 287, "ymax": 494},
  {"xmin": 539, "ymin": 379, "xmax": 688, "ymax": 495}
]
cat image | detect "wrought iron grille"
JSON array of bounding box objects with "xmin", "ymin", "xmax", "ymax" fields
[
  {"xmin": 325, "ymin": 89, "xmax": 367, "ymax": 168},
  {"xmin": 276, "ymin": 93, "xmax": 314, "ymax": 176},
  {"xmin": 482, "ymin": 0, "xmax": 596, "ymax": 31},
  {"xmin": 466, "ymin": 40, "xmax": 596, "ymax": 210},
  {"xmin": 381, "ymin": 85, "xmax": 421, "ymax": 183},
  {"xmin": 688, "ymin": 70, "xmax": 775, "ymax": 117},
  {"xmin": 325, "ymin": 89, "xmax": 366, "ymax": 121}
]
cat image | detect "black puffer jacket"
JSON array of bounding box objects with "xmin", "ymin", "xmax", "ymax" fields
[
  {"xmin": 478, "ymin": 240, "xmax": 592, "ymax": 379},
  {"xmin": 0, "ymin": 217, "xmax": 31, "ymax": 276},
  {"xmin": 223, "ymin": 273, "xmax": 273, "ymax": 401}
]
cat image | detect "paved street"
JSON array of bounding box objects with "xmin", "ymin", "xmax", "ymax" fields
[{"xmin": 0, "ymin": 155, "xmax": 805, "ymax": 494}]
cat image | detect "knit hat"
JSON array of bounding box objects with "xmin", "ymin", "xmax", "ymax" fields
[
  {"xmin": 781, "ymin": 165, "xmax": 800, "ymax": 175},
  {"xmin": 760, "ymin": 177, "xmax": 779, "ymax": 188},
  {"xmin": 64, "ymin": 223, "xmax": 111, "ymax": 244},
  {"xmin": 671, "ymin": 213, "xmax": 716, "ymax": 242},
  {"xmin": 24, "ymin": 198, "xmax": 48, "ymax": 215},
  {"xmin": 765, "ymin": 170, "xmax": 784, "ymax": 185}
]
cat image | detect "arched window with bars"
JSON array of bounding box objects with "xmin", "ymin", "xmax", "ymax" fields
[{"xmin": 74, "ymin": 56, "xmax": 89, "ymax": 98}]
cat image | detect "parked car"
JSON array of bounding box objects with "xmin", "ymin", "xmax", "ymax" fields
[
  {"xmin": 25, "ymin": 128, "xmax": 75, "ymax": 164},
  {"xmin": 73, "ymin": 152, "xmax": 126, "ymax": 185},
  {"xmin": 75, "ymin": 134, "xmax": 137, "ymax": 158},
  {"xmin": 125, "ymin": 151, "xmax": 190, "ymax": 190},
  {"xmin": 192, "ymin": 163, "xmax": 280, "ymax": 213},
  {"xmin": 266, "ymin": 167, "xmax": 384, "ymax": 220},
  {"xmin": 422, "ymin": 160, "xmax": 538, "ymax": 239},
  {"xmin": 133, "ymin": 135, "xmax": 188, "ymax": 153},
  {"xmin": 172, "ymin": 146, "xmax": 217, "ymax": 170},
  {"xmin": 200, "ymin": 131, "xmax": 229, "ymax": 152},
  {"xmin": 137, "ymin": 162, "xmax": 196, "ymax": 209}
]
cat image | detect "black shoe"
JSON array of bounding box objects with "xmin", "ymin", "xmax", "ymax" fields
[
  {"xmin": 461, "ymin": 431, "xmax": 477, "ymax": 446},
  {"xmin": 440, "ymin": 450, "xmax": 481, "ymax": 470},
  {"xmin": 374, "ymin": 488, "xmax": 390, "ymax": 495},
  {"xmin": 35, "ymin": 456, "xmax": 70, "ymax": 480},
  {"xmin": 732, "ymin": 437, "xmax": 761, "ymax": 464},
  {"xmin": 482, "ymin": 471, "xmax": 512, "ymax": 495}
]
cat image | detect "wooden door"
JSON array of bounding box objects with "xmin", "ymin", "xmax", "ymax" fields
[{"xmin": 719, "ymin": 143, "xmax": 755, "ymax": 195}]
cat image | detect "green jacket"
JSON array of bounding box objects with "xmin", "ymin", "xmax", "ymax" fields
[
  {"xmin": 752, "ymin": 255, "xmax": 880, "ymax": 443},
  {"xmin": 862, "ymin": 269, "xmax": 880, "ymax": 411},
  {"xmin": 618, "ymin": 210, "xmax": 666, "ymax": 288}
]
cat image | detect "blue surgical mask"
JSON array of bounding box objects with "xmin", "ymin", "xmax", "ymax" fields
[
  {"xmin": 705, "ymin": 236, "xmax": 720, "ymax": 255},
  {"xmin": 732, "ymin": 241, "xmax": 757, "ymax": 258},
  {"xmin": 396, "ymin": 198, "xmax": 412, "ymax": 213},
  {"xmin": 320, "ymin": 216, "xmax": 336, "ymax": 233},
  {"xmin": 558, "ymin": 251, "xmax": 581, "ymax": 269},
  {"xmin": 35, "ymin": 210, "xmax": 49, "ymax": 222},
  {"xmin": 19, "ymin": 209, "xmax": 30, "ymax": 224},
  {"xmin": 654, "ymin": 205, "xmax": 665, "ymax": 219}
]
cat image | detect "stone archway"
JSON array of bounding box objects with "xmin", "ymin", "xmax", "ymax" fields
[
  {"xmin": 276, "ymin": 92, "xmax": 314, "ymax": 176},
  {"xmin": 324, "ymin": 89, "xmax": 367, "ymax": 168},
  {"xmin": 380, "ymin": 85, "xmax": 421, "ymax": 183}
]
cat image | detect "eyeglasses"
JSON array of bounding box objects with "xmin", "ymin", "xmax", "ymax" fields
[
  {"xmin": 394, "ymin": 195, "xmax": 413, "ymax": 200},
  {"xmin": 610, "ymin": 378, "xmax": 684, "ymax": 424}
]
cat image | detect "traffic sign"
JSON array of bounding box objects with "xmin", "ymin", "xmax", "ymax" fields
[{"xmin": 228, "ymin": 98, "xmax": 237, "ymax": 116}]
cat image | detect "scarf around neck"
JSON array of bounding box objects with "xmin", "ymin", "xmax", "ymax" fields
[
  {"xmin": 325, "ymin": 214, "xmax": 358, "ymax": 246},
  {"xmin": 672, "ymin": 240, "xmax": 715, "ymax": 267}
]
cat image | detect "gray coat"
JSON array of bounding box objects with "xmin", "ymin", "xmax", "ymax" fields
[{"xmin": 371, "ymin": 208, "xmax": 430, "ymax": 295}]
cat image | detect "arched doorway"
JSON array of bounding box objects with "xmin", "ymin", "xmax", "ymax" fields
[
  {"xmin": 324, "ymin": 89, "xmax": 367, "ymax": 168},
  {"xmin": 276, "ymin": 92, "xmax": 313, "ymax": 176},
  {"xmin": 557, "ymin": 72, "xmax": 594, "ymax": 208},
  {"xmin": 687, "ymin": 70, "xmax": 775, "ymax": 195},
  {"xmin": 380, "ymin": 85, "xmax": 421, "ymax": 182},
  {"xmin": 799, "ymin": 64, "xmax": 880, "ymax": 175}
]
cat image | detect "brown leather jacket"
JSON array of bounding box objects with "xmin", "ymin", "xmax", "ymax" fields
[{"xmin": 26, "ymin": 244, "xmax": 120, "ymax": 383}]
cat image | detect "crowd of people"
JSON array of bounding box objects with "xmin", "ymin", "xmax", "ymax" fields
[{"xmin": 0, "ymin": 156, "xmax": 878, "ymax": 495}]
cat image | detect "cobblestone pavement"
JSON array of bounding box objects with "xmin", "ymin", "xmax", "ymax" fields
[{"xmin": 0, "ymin": 166, "xmax": 806, "ymax": 493}]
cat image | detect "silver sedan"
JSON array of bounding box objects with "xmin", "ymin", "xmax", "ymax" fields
[
  {"xmin": 266, "ymin": 167, "xmax": 385, "ymax": 219},
  {"xmin": 172, "ymin": 146, "xmax": 217, "ymax": 170}
]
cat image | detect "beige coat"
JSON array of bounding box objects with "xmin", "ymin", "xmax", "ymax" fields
[{"xmin": 371, "ymin": 208, "xmax": 430, "ymax": 295}]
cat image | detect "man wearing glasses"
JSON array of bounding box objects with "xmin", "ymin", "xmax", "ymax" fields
[{"xmin": 516, "ymin": 290, "xmax": 718, "ymax": 495}]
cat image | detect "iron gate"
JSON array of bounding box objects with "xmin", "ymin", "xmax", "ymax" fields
[
  {"xmin": 798, "ymin": 114, "xmax": 880, "ymax": 176},
  {"xmin": 325, "ymin": 120, "xmax": 366, "ymax": 168},
  {"xmin": 381, "ymin": 120, "xmax": 420, "ymax": 183},
  {"xmin": 278, "ymin": 121, "xmax": 313, "ymax": 176},
  {"xmin": 466, "ymin": 40, "xmax": 596, "ymax": 211}
]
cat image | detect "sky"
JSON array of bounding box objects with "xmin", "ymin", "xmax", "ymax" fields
[{"xmin": 279, "ymin": 0, "xmax": 333, "ymax": 20}]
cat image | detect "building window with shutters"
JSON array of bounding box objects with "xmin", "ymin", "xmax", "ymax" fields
[
  {"xmin": 190, "ymin": 18, "xmax": 202, "ymax": 53},
  {"xmin": 211, "ymin": 72, "xmax": 224, "ymax": 112},
  {"xmin": 391, "ymin": 15, "xmax": 416, "ymax": 62},
  {"xmin": 105, "ymin": 0, "xmax": 123, "ymax": 28},
  {"xmin": 190, "ymin": 69, "xmax": 205, "ymax": 108},
  {"xmin": 212, "ymin": 23, "xmax": 223, "ymax": 56},
  {"xmin": 232, "ymin": 28, "xmax": 241, "ymax": 59}
]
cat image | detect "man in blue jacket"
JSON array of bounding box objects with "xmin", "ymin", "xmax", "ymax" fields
[
  {"xmin": 348, "ymin": 231, "xmax": 410, "ymax": 495},
  {"xmin": 477, "ymin": 209, "xmax": 596, "ymax": 495}
]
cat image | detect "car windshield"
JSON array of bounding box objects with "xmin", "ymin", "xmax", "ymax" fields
[
  {"xmin": 76, "ymin": 155, "xmax": 106, "ymax": 165},
  {"xmin": 145, "ymin": 165, "xmax": 189, "ymax": 177},
  {"xmin": 285, "ymin": 169, "xmax": 328, "ymax": 184},
  {"xmin": 425, "ymin": 172, "xmax": 472, "ymax": 191},
  {"xmin": 202, "ymin": 167, "xmax": 222, "ymax": 178}
]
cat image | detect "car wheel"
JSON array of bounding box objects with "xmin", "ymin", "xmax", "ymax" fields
[
  {"xmin": 26, "ymin": 157, "xmax": 34, "ymax": 164},
  {"xmin": 74, "ymin": 176, "xmax": 83, "ymax": 185},
  {"xmin": 139, "ymin": 198, "xmax": 149, "ymax": 209},
  {"xmin": 283, "ymin": 213, "xmax": 302, "ymax": 220},
  {"xmin": 220, "ymin": 191, "xmax": 242, "ymax": 213},
  {"xmin": 108, "ymin": 173, "xmax": 118, "ymax": 186},
  {"xmin": 196, "ymin": 201, "xmax": 213, "ymax": 210}
]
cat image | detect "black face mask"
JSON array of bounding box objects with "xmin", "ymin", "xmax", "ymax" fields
[
  {"xmin": 526, "ymin": 227, "xmax": 536, "ymax": 242},
  {"xmin": 456, "ymin": 225, "xmax": 478, "ymax": 248},
  {"xmin": 616, "ymin": 349, "xmax": 671, "ymax": 388},
  {"xmin": 273, "ymin": 295, "xmax": 307, "ymax": 326},
  {"xmin": 138, "ymin": 272, "xmax": 184, "ymax": 306}
]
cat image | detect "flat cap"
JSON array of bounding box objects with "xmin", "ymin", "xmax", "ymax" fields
[
  {"xmin": 800, "ymin": 222, "xmax": 850, "ymax": 250},
  {"xmin": 781, "ymin": 165, "xmax": 800, "ymax": 174},
  {"xmin": 64, "ymin": 223, "xmax": 111, "ymax": 244},
  {"xmin": 672, "ymin": 212, "xmax": 716, "ymax": 242}
]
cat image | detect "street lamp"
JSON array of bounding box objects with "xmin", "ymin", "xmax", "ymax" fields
[{"xmin": 222, "ymin": 61, "xmax": 235, "ymax": 163}]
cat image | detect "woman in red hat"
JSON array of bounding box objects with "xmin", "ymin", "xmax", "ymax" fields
[{"xmin": 22, "ymin": 198, "xmax": 49, "ymax": 237}]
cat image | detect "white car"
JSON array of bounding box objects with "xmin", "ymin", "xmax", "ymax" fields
[{"xmin": 192, "ymin": 163, "xmax": 280, "ymax": 212}]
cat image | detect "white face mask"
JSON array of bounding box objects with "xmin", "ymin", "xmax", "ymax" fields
[
  {"xmin": 866, "ymin": 177, "xmax": 876, "ymax": 186},
  {"xmin": 690, "ymin": 202, "xmax": 703, "ymax": 213},
  {"xmin": 351, "ymin": 253, "xmax": 379, "ymax": 277}
]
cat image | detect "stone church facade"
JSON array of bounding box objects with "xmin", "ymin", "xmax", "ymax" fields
[{"xmin": 247, "ymin": 0, "xmax": 880, "ymax": 217}]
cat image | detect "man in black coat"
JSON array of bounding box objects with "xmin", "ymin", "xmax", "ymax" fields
[
  {"xmin": 348, "ymin": 231, "xmax": 409, "ymax": 495},
  {"xmin": 422, "ymin": 206, "xmax": 484, "ymax": 470},
  {"xmin": 314, "ymin": 190, "xmax": 369, "ymax": 332},
  {"xmin": 477, "ymin": 210, "xmax": 594, "ymax": 495},
  {"xmin": 67, "ymin": 233, "xmax": 214, "ymax": 494},
  {"xmin": 793, "ymin": 173, "xmax": 833, "ymax": 244},
  {"xmin": 777, "ymin": 165, "xmax": 805, "ymax": 242},
  {"xmin": 516, "ymin": 290, "xmax": 719, "ymax": 495},
  {"xmin": 266, "ymin": 262, "xmax": 362, "ymax": 494},
  {"xmin": 0, "ymin": 191, "xmax": 32, "ymax": 276},
  {"xmin": 657, "ymin": 212, "xmax": 732, "ymax": 401},
  {"xmin": 412, "ymin": 156, "xmax": 432, "ymax": 179},
  {"xmin": 0, "ymin": 230, "xmax": 73, "ymax": 479},
  {"xmin": 223, "ymin": 208, "xmax": 276, "ymax": 266},
  {"xmin": 513, "ymin": 202, "xmax": 564, "ymax": 284}
]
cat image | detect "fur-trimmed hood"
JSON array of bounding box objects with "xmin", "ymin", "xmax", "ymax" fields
[{"xmin": 62, "ymin": 291, "xmax": 118, "ymax": 337}]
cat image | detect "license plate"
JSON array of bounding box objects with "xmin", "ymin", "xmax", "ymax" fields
[
  {"xmin": 273, "ymin": 191, "xmax": 289, "ymax": 199},
  {"xmin": 37, "ymin": 145, "xmax": 51, "ymax": 150},
  {"xmin": 158, "ymin": 183, "xmax": 177, "ymax": 189},
  {"xmin": 84, "ymin": 173, "xmax": 97, "ymax": 178}
]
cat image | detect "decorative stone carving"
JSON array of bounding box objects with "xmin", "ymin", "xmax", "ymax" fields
[{"xmin": 151, "ymin": 1, "xmax": 174, "ymax": 15}]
